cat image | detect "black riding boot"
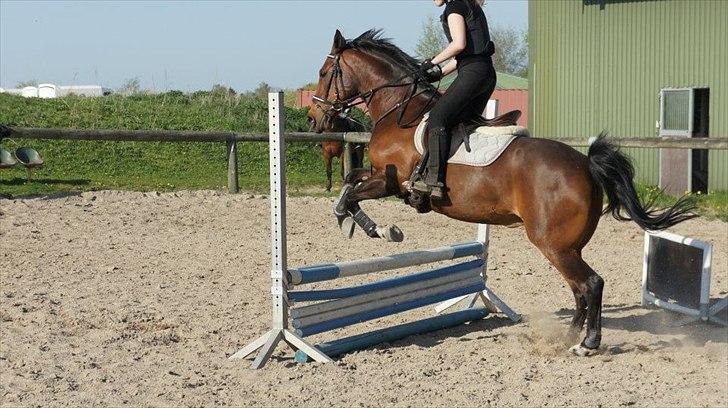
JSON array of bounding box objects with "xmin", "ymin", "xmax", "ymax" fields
[{"xmin": 412, "ymin": 126, "xmax": 449, "ymax": 199}]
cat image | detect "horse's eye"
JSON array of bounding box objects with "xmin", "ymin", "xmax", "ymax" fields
[{"xmin": 319, "ymin": 70, "xmax": 326, "ymax": 78}]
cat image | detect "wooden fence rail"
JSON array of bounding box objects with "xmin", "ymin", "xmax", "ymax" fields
[{"xmin": 2, "ymin": 125, "xmax": 726, "ymax": 193}]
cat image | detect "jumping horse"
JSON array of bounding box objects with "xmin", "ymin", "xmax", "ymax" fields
[{"xmin": 307, "ymin": 30, "xmax": 696, "ymax": 356}]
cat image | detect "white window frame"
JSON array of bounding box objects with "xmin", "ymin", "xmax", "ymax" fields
[{"xmin": 659, "ymin": 87, "xmax": 694, "ymax": 137}]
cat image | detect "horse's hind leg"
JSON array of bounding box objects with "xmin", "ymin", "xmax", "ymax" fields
[
  {"xmin": 545, "ymin": 249, "xmax": 604, "ymax": 356},
  {"xmin": 568, "ymin": 281, "xmax": 588, "ymax": 337}
]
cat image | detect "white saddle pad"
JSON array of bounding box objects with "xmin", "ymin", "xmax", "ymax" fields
[{"xmin": 414, "ymin": 113, "xmax": 530, "ymax": 167}]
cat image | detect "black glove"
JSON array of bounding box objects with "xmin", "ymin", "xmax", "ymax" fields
[
  {"xmin": 419, "ymin": 59, "xmax": 443, "ymax": 83},
  {"xmin": 420, "ymin": 58, "xmax": 435, "ymax": 72}
]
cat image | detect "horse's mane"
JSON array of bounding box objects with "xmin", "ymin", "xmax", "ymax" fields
[{"xmin": 347, "ymin": 29, "xmax": 439, "ymax": 94}]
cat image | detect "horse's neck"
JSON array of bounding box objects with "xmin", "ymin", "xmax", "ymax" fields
[
  {"xmin": 350, "ymin": 55, "xmax": 432, "ymax": 143},
  {"xmin": 366, "ymin": 84, "xmax": 432, "ymax": 135}
]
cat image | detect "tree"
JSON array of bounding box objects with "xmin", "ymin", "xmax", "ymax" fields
[
  {"xmin": 15, "ymin": 80, "xmax": 37, "ymax": 88},
  {"xmin": 211, "ymin": 84, "xmax": 236, "ymax": 96},
  {"xmin": 490, "ymin": 26, "xmax": 528, "ymax": 78},
  {"xmin": 415, "ymin": 15, "xmax": 529, "ymax": 78},
  {"xmin": 118, "ymin": 77, "xmax": 141, "ymax": 96},
  {"xmin": 252, "ymin": 82, "xmax": 271, "ymax": 99},
  {"xmin": 415, "ymin": 15, "xmax": 447, "ymax": 60}
]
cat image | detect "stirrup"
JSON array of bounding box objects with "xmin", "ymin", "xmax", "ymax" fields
[
  {"xmin": 411, "ymin": 179, "xmax": 431, "ymax": 194},
  {"xmin": 411, "ymin": 180, "xmax": 445, "ymax": 200},
  {"xmin": 430, "ymin": 183, "xmax": 446, "ymax": 200}
]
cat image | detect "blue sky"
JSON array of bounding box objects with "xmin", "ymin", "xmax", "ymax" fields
[{"xmin": 0, "ymin": 1, "xmax": 527, "ymax": 92}]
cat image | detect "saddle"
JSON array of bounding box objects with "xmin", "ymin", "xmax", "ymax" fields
[
  {"xmin": 449, "ymin": 109, "xmax": 522, "ymax": 155},
  {"xmin": 405, "ymin": 109, "xmax": 526, "ymax": 213}
]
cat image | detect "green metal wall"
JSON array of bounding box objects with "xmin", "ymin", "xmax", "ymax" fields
[{"xmin": 529, "ymin": 0, "xmax": 728, "ymax": 191}]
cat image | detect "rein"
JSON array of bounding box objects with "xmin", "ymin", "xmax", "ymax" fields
[{"xmin": 312, "ymin": 53, "xmax": 440, "ymax": 129}]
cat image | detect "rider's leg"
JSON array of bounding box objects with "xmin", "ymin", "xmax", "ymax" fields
[
  {"xmin": 412, "ymin": 62, "xmax": 491, "ymax": 198},
  {"xmin": 463, "ymin": 63, "xmax": 496, "ymax": 119},
  {"xmin": 422, "ymin": 126, "xmax": 449, "ymax": 199}
]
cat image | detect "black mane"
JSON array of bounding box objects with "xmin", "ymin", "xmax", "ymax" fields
[{"xmin": 348, "ymin": 29, "xmax": 438, "ymax": 93}]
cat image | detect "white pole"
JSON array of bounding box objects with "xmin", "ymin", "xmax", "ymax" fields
[
  {"xmin": 268, "ymin": 91, "xmax": 288, "ymax": 332},
  {"xmin": 230, "ymin": 92, "xmax": 333, "ymax": 368}
]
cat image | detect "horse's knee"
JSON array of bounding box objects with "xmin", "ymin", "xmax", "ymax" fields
[{"xmin": 344, "ymin": 168, "xmax": 370, "ymax": 184}]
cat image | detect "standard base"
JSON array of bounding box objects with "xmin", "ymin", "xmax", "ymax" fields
[
  {"xmin": 674, "ymin": 297, "xmax": 728, "ymax": 327},
  {"xmin": 643, "ymin": 295, "xmax": 728, "ymax": 328},
  {"xmin": 230, "ymin": 328, "xmax": 333, "ymax": 369},
  {"xmin": 434, "ymin": 285, "xmax": 521, "ymax": 322}
]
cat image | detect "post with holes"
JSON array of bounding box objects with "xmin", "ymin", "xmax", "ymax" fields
[
  {"xmin": 228, "ymin": 92, "xmax": 333, "ymax": 368},
  {"xmin": 226, "ymin": 140, "xmax": 239, "ymax": 193},
  {"xmin": 343, "ymin": 141, "xmax": 354, "ymax": 179}
]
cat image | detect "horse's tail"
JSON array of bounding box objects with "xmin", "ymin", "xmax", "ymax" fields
[{"xmin": 587, "ymin": 132, "xmax": 697, "ymax": 230}]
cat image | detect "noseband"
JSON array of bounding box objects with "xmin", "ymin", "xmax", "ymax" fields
[
  {"xmin": 312, "ymin": 52, "xmax": 439, "ymax": 128},
  {"xmin": 312, "ymin": 54, "xmax": 354, "ymax": 115}
]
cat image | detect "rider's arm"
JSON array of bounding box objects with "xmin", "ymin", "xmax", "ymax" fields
[{"xmin": 431, "ymin": 13, "xmax": 466, "ymax": 65}]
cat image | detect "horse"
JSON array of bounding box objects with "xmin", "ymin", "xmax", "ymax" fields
[
  {"xmin": 307, "ymin": 29, "xmax": 695, "ymax": 357},
  {"xmin": 320, "ymin": 116, "xmax": 366, "ymax": 192}
]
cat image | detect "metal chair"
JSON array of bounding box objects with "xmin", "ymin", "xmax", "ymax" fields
[
  {"xmin": 0, "ymin": 148, "xmax": 17, "ymax": 169},
  {"xmin": 15, "ymin": 147, "xmax": 44, "ymax": 182}
]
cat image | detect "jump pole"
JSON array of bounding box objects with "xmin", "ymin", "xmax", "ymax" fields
[
  {"xmin": 433, "ymin": 224, "xmax": 521, "ymax": 322},
  {"xmin": 231, "ymin": 92, "xmax": 520, "ymax": 368}
]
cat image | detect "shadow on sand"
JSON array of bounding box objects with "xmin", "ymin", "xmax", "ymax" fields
[{"xmin": 554, "ymin": 302, "xmax": 728, "ymax": 349}]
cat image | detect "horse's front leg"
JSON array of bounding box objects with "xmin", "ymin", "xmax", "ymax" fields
[{"xmin": 334, "ymin": 166, "xmax": 404, "ymax": 242}]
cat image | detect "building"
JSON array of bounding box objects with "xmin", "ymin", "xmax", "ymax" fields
[
  {"xmin": 529, "ymin": 0, "xmax": 727, "ymax": 193},
  {"xmin": 0, "ymin": 84, "xmax": 111, "ymax": 98}
]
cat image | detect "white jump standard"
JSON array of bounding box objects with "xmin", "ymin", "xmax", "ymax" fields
[{"xmin": 230, "ymin": 92, "xmax": 519, "ymax": 369}]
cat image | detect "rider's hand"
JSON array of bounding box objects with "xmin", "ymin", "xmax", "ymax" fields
[
  {"xmin": 420, "ymin": 59, "xmax": 435, "ymax": 72},
  {"xmin": 419, "ymin": 59, "xmax": 443, "ymax": 83}
]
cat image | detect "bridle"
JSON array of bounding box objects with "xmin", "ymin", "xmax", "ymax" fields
[{"xmin": 312, "ymin": 52, "xmax": 440, "ymax": 129}]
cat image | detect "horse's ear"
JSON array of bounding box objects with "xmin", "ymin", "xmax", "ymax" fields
[{"xmin": 331, "ymin": 29, "xmax": 347, "ymax": 53}]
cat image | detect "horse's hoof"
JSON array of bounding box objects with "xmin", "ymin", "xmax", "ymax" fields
[
  {"xmin": 569, "ymin": 344, "xmax": 599, "ymax": 357},
  {"xmin": 376, "ymin": 225, "xmax": 404, "ymax": 242},
  {"xmin": 340, "ymin": 216, "xmax": 355, "ymax": 239}
]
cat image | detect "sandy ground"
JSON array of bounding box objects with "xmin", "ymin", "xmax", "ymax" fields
[{"xmin": 1, "ymin": 190, "xmax": 727, "ymax": 407}]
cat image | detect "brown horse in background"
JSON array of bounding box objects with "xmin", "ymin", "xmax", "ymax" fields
[
  {"xmin": 307, "ymin": 30, "xmax": 696, "ymax": 357},
  {"xmin": 321, "ymin": 116, "xmax": 366, "ymax": 192}
]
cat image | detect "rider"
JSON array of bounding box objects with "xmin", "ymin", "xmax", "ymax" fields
[{"xmin": 412, "ymin": 0, "xmax": 496, "ymax": 199}]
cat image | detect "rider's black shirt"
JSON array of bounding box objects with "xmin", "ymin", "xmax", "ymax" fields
[{"xmin": 441, "ymin": 0, "xmax": 493, "ymax": 68}]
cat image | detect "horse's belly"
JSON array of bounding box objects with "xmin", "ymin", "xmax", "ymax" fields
[{"xmin": 432, "ymin": 163, "xmax": 522, "ymax": 226}]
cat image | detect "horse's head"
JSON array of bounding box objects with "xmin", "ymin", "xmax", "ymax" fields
[
  {"xmin": 308, "ymin": 30, "xmax": 362, "ymax": 133},
  {"xmin": 308, "ymin": 29, "xmax": 438, "ymax": 133}
]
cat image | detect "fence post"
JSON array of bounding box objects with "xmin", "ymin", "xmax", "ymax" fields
[
  {"xmin": 343, "ymin": 141, "xmax": 354, "ymax": 179},
  {"xmin": 227, "ymin": 140, "xmax": 239, "ymax": 193}
]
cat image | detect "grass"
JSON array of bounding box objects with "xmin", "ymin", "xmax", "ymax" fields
[
  {"xmin": 0, "ymin": 91, "xmax": 343, "ymax": 197},
  {"xmin": 636, "ymin": 184, "xmax": 728, "ymax": 222}
]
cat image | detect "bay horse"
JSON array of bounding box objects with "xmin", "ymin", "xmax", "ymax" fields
[
  {"xmin": 307, "ymin": 30, "xmax": 696, "ymax": 357},
  {"xmin": 320, "ymin": 116, "xmax": 366, "ymax": 192}
]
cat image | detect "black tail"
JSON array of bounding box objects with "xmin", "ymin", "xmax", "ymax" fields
[{"xmin": 587, "ymin": 133, "xmax": 697, "ymax": 231}]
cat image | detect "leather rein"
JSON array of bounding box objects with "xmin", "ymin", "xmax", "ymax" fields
[{"xmin": 312, "ymin": 53, "xmax": 440, "ymax": 129}]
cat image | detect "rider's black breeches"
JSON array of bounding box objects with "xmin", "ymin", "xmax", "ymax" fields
[
  {"xmin": 428, "ymin": 60, "xmax": 496, "ymax": 131},
  {"xmin": 426, "ymin": 60, "xmax": 496, "ymax": 183}
]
